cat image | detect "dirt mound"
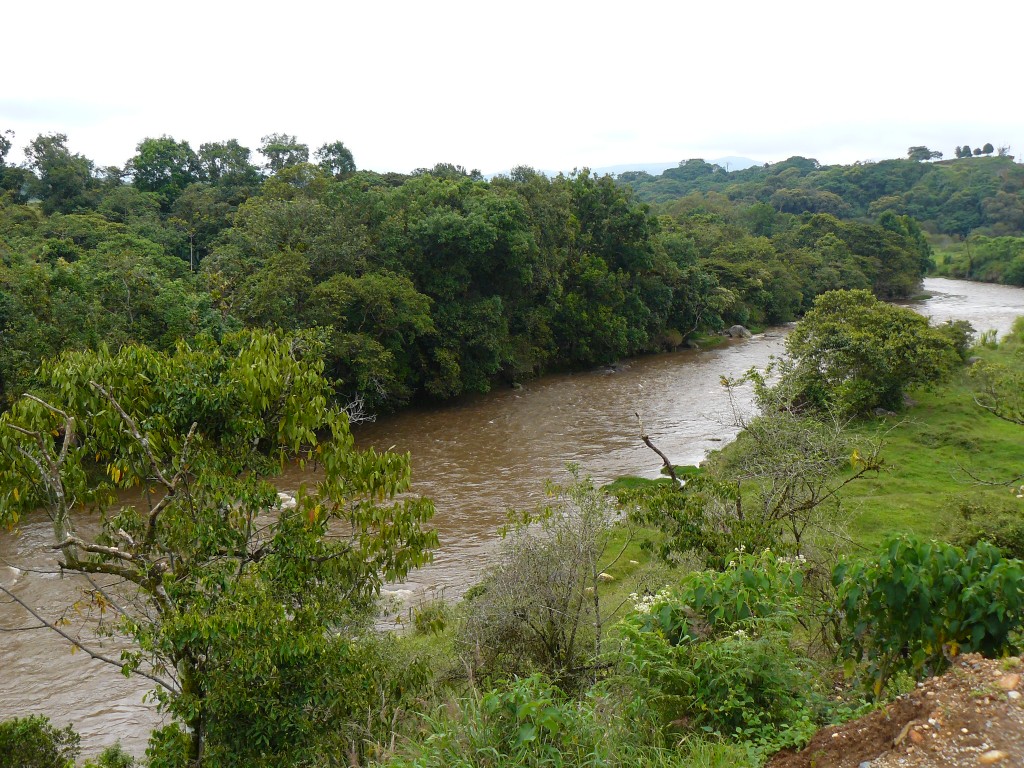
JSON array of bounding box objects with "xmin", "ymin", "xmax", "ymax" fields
[{"xmin": 768, "ymin": 654, "xmax": 1024, "ymax": 768}]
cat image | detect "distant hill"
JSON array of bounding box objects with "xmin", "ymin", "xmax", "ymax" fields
[
  {"xmin": 486, "ymin": 157, "xmax": 763, "ymax": 180},
  {"xmin": 590, "ymin": 157, "xmax": 763, "ymax": 176},
  {"xmin": 616, "ymin": 154, "xmax": 1024, "ymax": 240}
]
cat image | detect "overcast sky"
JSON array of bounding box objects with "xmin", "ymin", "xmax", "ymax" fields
[{"xmin": 3, "ymin": 0, "xmax": 1023, "ymax": 175}]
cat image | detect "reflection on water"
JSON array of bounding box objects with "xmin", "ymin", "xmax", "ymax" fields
[{"xmin": 1, "ymin": 277, "xmax": 1021, "ymax": 755}]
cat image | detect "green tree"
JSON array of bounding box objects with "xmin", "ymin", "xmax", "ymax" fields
[
  {"xmin": 907, "ymin": 146, "xmax": 942, "ymax": 162},
  {"xmin": 197, "ymin": 139, "xmax": 260, "ymax": 187},
  {"xmin": 782, "ymin": 289, "xmax": 961, "ymax": 415},
  {"xmin": 0, "ymin": 715, "xmax": 80, "ymax": 768},
  {"xmin": 0, "ymin": 330, "xmax": 437, "ymax": 764},
  {"xmin": 983, "ymin": 142, "xmax": 995, "ymax": 156},
  {"xmin": 314, "ymin": 140, "xmax": 356, "ymax": 178},
  {"xmin": 259, "ymin": 133, "xmax": 309, "ymax": 174},
  {"xmin": 24, "ymin": 133, "xmax": 98, "ymax": 214},
  {"xmin": 128, "ymin": 136, "xmax": 201, "ymax": 210}
]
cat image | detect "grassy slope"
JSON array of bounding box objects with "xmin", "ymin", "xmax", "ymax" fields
[{"xmin": 842, "ymin": 342, "xmax": 1024, "ymax": 548}]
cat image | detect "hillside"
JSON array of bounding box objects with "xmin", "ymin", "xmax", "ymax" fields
[{"xmin": 620, "ymin": 153, "xmax": 1024, "ymax": 240}]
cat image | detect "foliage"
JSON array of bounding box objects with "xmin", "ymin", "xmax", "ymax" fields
[
  {"xmin": 82, "ymin": 743, "xmax": 135, "ymax": 768},
  {"xmin": 621, "ymin": 367, "xmax": 882, "ymax": 569},
  {"xmin": 834, "ymin": 535, "xmax": 1024, "ymax": 696},
  {"xmin": 971, "ymin": 359, "xmax": 1024, "ymax": 425},
  {"xmin": 783, "ymin": 289, "xmax": 961, "ymax": 416},
  {"xmin": 379, "ymin": 674, "xmax": 752, "ymax": 768},
  {"xmin": 615, "ymin": 552, "xmax": 821, "ymax": 753},
  {"xmin": 460, "ymin": 470, "xmax": 630, "ymax": 687},
  {"xmin": 0, "ymin": 330, "xmax": 436, "ymax": 765},
  {"xmin": 708, "ymin": 365, "xmax": 884, "ymax": 561},
  {"xmin": 621, "ymin": 153, "xmax": 1024, "ymax": 241},
  {"xmin": 933, "ymin": 236, "xmax": 1024, "ymax": 285},
  {"xmin": 0, "ymin": 715, "xmax": 80, "ymax": 768},
  {"xmin": 1, "ymin": 128, "xmax": 933, "ymax": 417},
  {"xmin": 948, "ymin": 492, "xmax": 1024, "ymax": 559}
]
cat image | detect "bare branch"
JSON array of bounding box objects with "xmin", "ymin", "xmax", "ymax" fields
[
  {"xmin": 0, "ymin": 583, "xmax": 177, "ymax": 693},
  {"xmin": 54, "ymin": 536, "xmax": 136, "ymax": 562},
  {"xmin": 635, "ymin": 412, "xmax": 678, "ymax": 483}
]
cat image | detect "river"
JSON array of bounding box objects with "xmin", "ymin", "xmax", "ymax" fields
[{"xmin": 1, "ymin": 277, "xmax": 1022, "ymax": 756}]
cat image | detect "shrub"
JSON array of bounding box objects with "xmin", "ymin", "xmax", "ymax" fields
[
  {"xmin": 380, "ymin": 674, "xmax": 754, "ymax": 768},
  {"xmin": 783, "ymin": 289, "xmax": 961, "ymax": 416},
  {"xmin": 615, "ymin": 552, "xmax": 821, "ymax": 753},
  {"xmin": 0, "ymin": 715, "xmax": 80, "ymax": 768},
  {"xmin": 83, "ymin": 743, "xmax": 135, "ymax": 768},
  {"xmin": 460, "ymin": 470, "xmax": 627, "ymax": 686},
  {"xmin": 948, "ymin": 493, "xmax": 1024, "ymax": 559},
  {"xmin": 834, "ymin": 535, "xmax": 1024, "ymax": 696}
]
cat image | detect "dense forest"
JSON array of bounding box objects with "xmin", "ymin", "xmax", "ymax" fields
[
  {"xmin": 1, "ymin": 131, "xmax": 937, "ymax": 412},
  {"xmin": 618, "ymin": 147, "xmax": 1024, "ymax": 291},
  {"xmin": 619, "ymin": 147, "xmax": 1023, "ymax": 238}
]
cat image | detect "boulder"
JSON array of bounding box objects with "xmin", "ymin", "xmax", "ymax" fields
[{"xmin": 727, "ymin": 325, "xmax": 752, "ymax": 339}]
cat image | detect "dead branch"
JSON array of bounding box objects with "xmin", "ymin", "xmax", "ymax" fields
[{"xmin": 635, "ymin": 412, "xmax": 678, "ymax": 483}]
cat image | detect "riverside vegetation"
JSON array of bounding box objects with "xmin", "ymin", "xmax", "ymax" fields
[
  {"xmin": 4, "ymin": 297, "xmax": 1024, "ymax": 767},
  {"xmin": 2, "ymin": 131, "xmax": 1024, "ymax": 766}
]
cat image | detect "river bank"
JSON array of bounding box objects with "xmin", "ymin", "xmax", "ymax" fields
[{"xmin": 2, "ymin": 277, "xmax": 1022, "ymax": 757}]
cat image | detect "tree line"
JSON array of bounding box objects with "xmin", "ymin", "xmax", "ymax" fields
[
  {"xmin": 1, "ymin": 130, "xmax": 932, "ymax": 412},
  {"xmin": 620, "ymin": 147, "xmax": 1024, "ymax": 240}
]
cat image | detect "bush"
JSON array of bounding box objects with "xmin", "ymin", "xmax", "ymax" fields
[
  {"xmin": 380, "ymin": 674, "xmax": 754, "ymax": 768},
  {"xmin": 948, "ymin": 493, "xmax": 1024, "ymax": 559},
  {"xmin": 0, "ymin": 715, "xmax": 80, "ymax": 768},
  {"xmin": 615, "ymin": 552, "xmax": 821, "ymax": 753},
  {"xmin": 460, "ymin": 470, "xmax": 626, "ymax": 686},
  {"xmin": 83, "ymin": 744, "xmax": 135, "ymax": 768},
  {"xmin": 834, "ymin": 535, "xmax": 1024, "ymax": 696},
  {"xmin": 783, "ymin": 289, "xmax": 961, "ymax": 416}
]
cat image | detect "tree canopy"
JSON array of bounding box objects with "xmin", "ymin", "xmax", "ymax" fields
[{"xmin": 0, "ymin": 329, "xmax": 436, "ymax": 764}]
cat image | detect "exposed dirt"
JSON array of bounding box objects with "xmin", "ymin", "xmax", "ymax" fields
[{"xmin": 768, "ymin": 654, "xmax": 1024, "ymax": 768}]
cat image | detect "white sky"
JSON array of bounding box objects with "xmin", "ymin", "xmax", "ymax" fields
[{"xmin": 3, "ymin": 0, "xmax": 1023, "ymax": 175}]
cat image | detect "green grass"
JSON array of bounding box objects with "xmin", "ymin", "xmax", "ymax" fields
[{"xmin": 841, "ymin": 345, "xmax": 1024, "ymax": 548}]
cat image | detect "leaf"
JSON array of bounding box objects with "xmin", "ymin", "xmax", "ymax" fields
[{"xmin": 515, "ymin": 723, "xmax": 537, "ymax": 746}]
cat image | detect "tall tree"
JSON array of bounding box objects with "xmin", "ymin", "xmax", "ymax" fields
[
  {"xmin": 259, "ymin": 133, "xmax": 309, "ymax": 174},
  {"xmin": 128, "ymin": 136, "xmax": 201, "ymax": 210},
  {"xmin": 197, "ymin": 139, "xmax": 261, "ymax": 188},
  {"xmin": 23, "ymin": 133, "xmax": 97, "ymax": 214},
  {"xmin": 314, "ymin": 140, "xmax": 356, "ymax": 178}
]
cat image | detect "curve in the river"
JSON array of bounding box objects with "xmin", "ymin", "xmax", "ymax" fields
[{"xmin": 1, "ymin": 277, "xmax": 1021, "ymax": 756}]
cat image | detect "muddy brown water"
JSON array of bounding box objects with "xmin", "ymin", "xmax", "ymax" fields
[{"xmin": 2, "ymin": 277, "xmax": 1022, "ymax": 756}]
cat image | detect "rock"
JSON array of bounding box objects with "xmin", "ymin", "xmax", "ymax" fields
[
  {"xmin": 967, "ymin": 356, "xmax": 983, "ymax": 366},
  {"xmin": 859, "ymin": 762, "xmax": 873, "ymax": 768},
  {"xmin": 276, "ymin": 492, "xmax": 297, "ymax": 510},
  {"xmin": 597, "ymin": 572, "xmax": 615, "ymax": 582},
  {"xmin": 997, "ymin": 673, "xmax": 1020, "ymax": 690},
  {"xmin": 909, "ymin": 729, "xmax": 925, "ymax": 744},
  {"xmin": 979, "ymin": 750, "xmax": 1008, "ymax": 764},
  {"xmin": 1008, "ymin": 690, "xmax": 1021, "ymax": 701},
  {"xmin": 511, "ymin": 382, "xmax": 523, "ymax": 391},
  {"xmin": 726, "ymin": 324, "xmax": 752, "ymax": 338}
]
